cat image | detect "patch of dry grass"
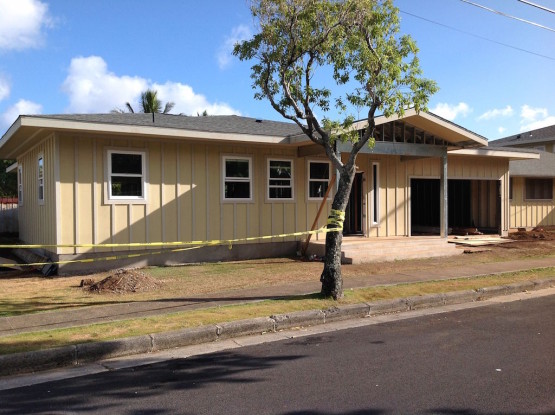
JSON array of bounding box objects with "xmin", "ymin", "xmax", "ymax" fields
[
  {"xmin": 0, "ymin": 267, "xmax": 552, "ymax": 355},
  {"xmin": 0, "ymin": 240, "xmax": 554, "ymax": 318}
]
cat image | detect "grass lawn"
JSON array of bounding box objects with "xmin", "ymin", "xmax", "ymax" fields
[
  {"xmin": 1, "ymin": 239, "xmax": 554, "ymax": 318},
  {"xmin": 0, "ymin": 266, "xmax": 553, "ymax": 355}
]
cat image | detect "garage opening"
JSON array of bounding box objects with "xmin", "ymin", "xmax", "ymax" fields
[{"xmin": 410, "ymin": 178, "xmax": 500, "ymax": 236}]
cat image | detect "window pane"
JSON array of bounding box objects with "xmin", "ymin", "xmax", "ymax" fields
[
  {"xmin": 226, "ymin": 159, "xmax": 249, "ymax": 178},
  {"xmin": 225, "ymin": 181, "xmax": 250, "ymax": 199},
  {"xmin": 309, "ymin": 181, "xmax": 328, "ymax": 198},
  {"xmin": 525, "ymin": 178, "xmax": 553, "ymax": 200},
  {"xmin": 269, "ymin": 179, "xmax": 291, "ymax": 186},
  {"xmin": 270, "ymin": 187, "xmax": 292, "ymax": 199},
  {"xmin": 112, "ymin": 176, "xmax": 143, "ymax": 197},
  {"xmin": 269, "ymin": 160, "xmax": 292, "ymax": 178},
  {"xmin": 112, "ymin": 153, "xmax": 142, "ymax": 174},
  {"xmin": 38, "ymin": 157, "xmax": 43, "ymax": 177},
  {"xmin": 310, "ymin": 162, "xmax": 329, "ymax": 179}
]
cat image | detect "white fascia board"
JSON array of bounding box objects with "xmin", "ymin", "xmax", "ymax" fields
[
  {"xmin": 449, "ymin": 148, "xmax": 540, "ymax": 160},
  {"xmin": 5, "ymin": 161, "xmax": 18, "ymax": 173},
  {"xmin": 18, "ymin": 117, "xmax": 291, "ymax": 145},
  {"xmin": 0, "ymin": 117, "xmax": 22, "ymax": 151}
]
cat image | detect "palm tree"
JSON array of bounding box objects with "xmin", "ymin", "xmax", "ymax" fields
[{"xmin": 113, "ymin": 89, "xmax": 175, "ymax": 114}]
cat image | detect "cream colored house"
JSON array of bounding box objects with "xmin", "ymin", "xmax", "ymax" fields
[
  {"xmin": 490, "ymin": 124, "xmax": 555, "ymax": 229},
  {"xmin": 0, "ymin": 111, "xmax": 536, "ymax": 272}
]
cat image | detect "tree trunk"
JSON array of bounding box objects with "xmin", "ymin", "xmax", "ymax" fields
[{"xmin": 320, "ymin": 168, "xmax": 355, "ymax": 299}]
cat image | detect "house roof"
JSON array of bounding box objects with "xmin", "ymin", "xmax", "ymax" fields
[
  {"xmin": 348, "ymin": 109, "xmax": 489, "ymax": 147},
  {"xmin": 0, "ymin": 111, "xmax": 533, "ymax": 161},
  {"xmin": 490, "ymin": 124, "xmax": 555, "ymax": 148},
  {"xmin": 29, "ymin": 113, "xmax": 305, "ymax": 137},
  {"xmin": 509, "ymin": 150, "xmax": 555, "ymax": 177},
  {"xmin": 448, "ymin": 145, "xmax": 539, "ymax": 160},
  {"xmin": 0, "ymin": 114, "xmax": 306, "ymax": 159}
]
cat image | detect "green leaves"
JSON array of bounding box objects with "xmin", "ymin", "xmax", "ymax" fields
[{"xmin": 234, "ymin": 0, "xmax": 438, "ymax": 166}]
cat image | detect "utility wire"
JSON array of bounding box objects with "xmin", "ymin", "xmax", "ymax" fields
[
  {"xmin": 517, "ymin": 0, "xmax": 555, "ymax": 15},
  {"xmin": 460, "ymin": 0, "xmax": 555, "ymax": 32},
  {"xmin": 400, "ymin": 10, "xmax": 555, "ymax": 61}
]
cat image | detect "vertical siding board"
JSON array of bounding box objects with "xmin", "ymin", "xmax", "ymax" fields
[{"xmin": 163, "ymin": 143, "xmax": 178, "ymax": 242}]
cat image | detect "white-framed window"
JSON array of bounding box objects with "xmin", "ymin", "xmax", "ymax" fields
[
  {"xmin": 308, "ymin": 160, "xmax": 331, "ymax": 200},
  {"xmin": 107, "ymin": 149, "xmax": 147, "ymax": 201},
  {"xmin": 222, "ymin": 155, "xmax": 253, "ymax": 201},
  {"xmin": 17, "ymin": 165, "xmax": 23, "ymax": 206},
  {"xmin": 37, "ymin": 154, "xmax": 44, "ymax": 204},
  {"xmin": 267, "ymin": 158, "xmax": 294, "ymax": 201},
  {"xmin": 371, "ymin": 162, "xmax": 380, "ymax": 226}
]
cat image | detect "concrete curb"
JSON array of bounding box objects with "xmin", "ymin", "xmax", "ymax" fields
[{"xmin": 1, "ymin": 277, "xmax": 553, "ymax": 377}]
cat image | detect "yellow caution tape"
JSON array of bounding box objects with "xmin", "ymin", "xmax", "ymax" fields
[
  {"xmin": 0, "ymin": 225, "xmax": 343, "ymax": 268},
  {"xmin": 326, "ymin": 209, "xmax": 345, "ymax": 231}
]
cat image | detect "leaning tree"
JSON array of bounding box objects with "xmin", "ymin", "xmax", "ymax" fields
[{"xmin": 234, "ymin": 0, "xmax": 438, "ymax": 299}]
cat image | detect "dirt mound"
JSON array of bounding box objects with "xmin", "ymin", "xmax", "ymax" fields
[
  {"xmin": 86, "ymin": 269, "xmax": 162, "ymax": 294},
  {"xmin": 508, "ymin": 226, "xmax": 555, "ymax": 241}
]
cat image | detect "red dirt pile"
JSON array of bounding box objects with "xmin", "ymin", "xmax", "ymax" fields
[
  {"xmin": 508, "ymin": 226, "xmax": 555, "ymax": 241},
  {"xmin": 84, "ymin": 269, "xmax": 162, "ymax": 294}
]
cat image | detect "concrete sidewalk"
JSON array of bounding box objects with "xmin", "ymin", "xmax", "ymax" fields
[{"xmin": 1, "ymin": 256, "xmax": 554, "ymax": 337}]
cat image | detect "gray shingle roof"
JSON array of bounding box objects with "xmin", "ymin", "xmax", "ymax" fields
[
  {"xmin": 490, "ymin": 124, "xmax": 555, "ymax": 147},
  {"xmin": 30, "ymin": 113, "xmax": 305, "ymax": 138}
]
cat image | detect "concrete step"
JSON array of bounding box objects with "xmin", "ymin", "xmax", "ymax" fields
[{"xmin": 304, "ymin": 237, "xmax": 462, "ymax": 264}]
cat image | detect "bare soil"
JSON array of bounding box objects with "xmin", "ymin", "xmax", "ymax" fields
[
  {"xmin": 507, "ymin": 225, "xmax": 555, "ymax": 242},
  {"xmin": 85, "ymin": 269, "xmax": 162, "ymax": 294}
]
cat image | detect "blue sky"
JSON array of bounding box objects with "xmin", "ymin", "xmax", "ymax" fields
[{"xmin": 0, "ymin": 0, "xmax": 554, "ymax": 141}]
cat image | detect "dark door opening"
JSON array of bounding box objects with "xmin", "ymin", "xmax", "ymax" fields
[
  {"xmin": 344, "ymin": 172, "xmax": 363, "ymax": 235},
  {"xmin": 411, "ymin": 178, "xmax": 501, "ymax": 236},
  {"xmin": 411, "ymin": 178, "xmax": 440, "ymax": 235}
]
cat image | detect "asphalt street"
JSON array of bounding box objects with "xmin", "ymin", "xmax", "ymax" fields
[{"xmin": 1, "ymin": 295, "xmax": 554, "ymax": 414}]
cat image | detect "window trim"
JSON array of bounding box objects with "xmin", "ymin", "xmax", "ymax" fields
[
  {"xmin": 222, "ymin": 155, "xmax": 253, "ymax": 202},
  {"xmin": 105, "ymin": 148, "xmax": 148, "ymax": 204},
  {"xmin": 524, "ymin": 177, "xmax": 553, "ymax": 201},
  {"xmin": 371, "ymin": 161, "xmax": 380, "ymax": 226},
  {"xmin": 267, "ymin": 158, "xmax": 294, "ymax": 202},
  {"xmin": 37, "ymin": 153, "xmax": 44, "ymax": 205},
  {"xmin": 307, "ymin": 159, "xmax": 332, "ymax": 201},
  {"xmin": 17, "ymin": 164, "xmax": 23, "ymax": 206}
]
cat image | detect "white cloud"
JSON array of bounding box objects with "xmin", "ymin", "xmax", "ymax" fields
[
  {"xmin": 520, "ymin": 105, "xmax": 548, "ymax": 122},
  {"xmin": 477, "ymin": 105, "xmax": 513, "ymax": 121},
  {"xmin": 62, "ymin": 56, "xmax": 240, "ymax": 116},
  {"xmin": 519, "ymin": 104, "xmax": 554, "ymax": 131},
  {"xmin": 0, "ymin": 76, "xmax": 9, "ymax": 101},
  {"xmin": 2, "ymin": 99, "xmax": 42, "ymax": 127},
  {"xmin": 62, "ymin": 56, "xmax": 148, "ymax": 113},
  {"xmin": 0, "ymin": 0, "xmax": 52, "ymax": 50},
  {"xmin": 430, "ymin": 102, "xmax": 471, "ymax": 121},
  {"xmin": 520, "ymin": 116, "xmax": 555, "ymax": 132},
  {"xmin": 217, "ymin": 25, "xmax": 252, "ymax": 70},
  {"xmin": 497, "ymin": 126, "xmax": 506, "ymax": 134},
  {"xmin": 153, "ymin": 81, "xmax": 240, "ymax": 116}
]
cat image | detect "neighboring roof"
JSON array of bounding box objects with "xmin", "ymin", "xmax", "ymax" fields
[
  {"xmin": 490, "ymin": 124, "xmax": 555, "ymax": 148},
  {"xmin": 509, "ymin": 150, "xmax": 555, "ymax": 177}
]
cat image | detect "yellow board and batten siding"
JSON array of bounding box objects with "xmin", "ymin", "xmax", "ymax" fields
[
  {"xmin": 354, "ymin": 153, "xmax": 510, "ymax": 237},
  {"xmin": 510, "ymin": 177, "xmax": 555, "ymax": 228},
  {"xmin": 17, "ymin": 134, "xmax": 57, "ymax": 249},
  {"xmin": 56, "ymin": 132, "xmax": 330, "ymax": 255}
]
